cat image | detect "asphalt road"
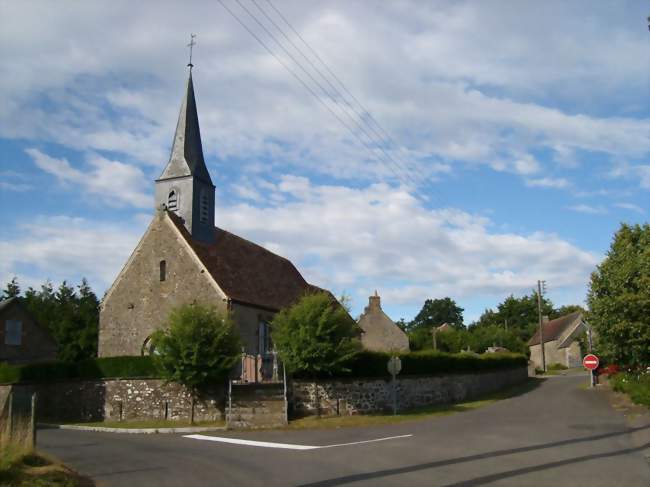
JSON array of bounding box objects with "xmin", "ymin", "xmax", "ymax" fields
[{"xmin": 38, "ymin": 375, "xmax": 650, "ymax": 486}]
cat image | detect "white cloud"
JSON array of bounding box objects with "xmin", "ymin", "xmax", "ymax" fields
[
  {"xmin": 217, "ymin": 176, "xmax": 599, "ymax": 311},
  {"xmin": 26, "ymin": 148, "xmax": 151, "ymax": 208},
  {"xmin": 0, "ymin": 1, "xmax": 647, "ymax": 191},
  {"xmin": 614, "ymin": 202, "xmax": 645, "ymax": 214},
  {"xmin": 525, "ymin": 177, "xmax": 571, "ymax": 189},
  {"xmin": 567, "ymin": 204, "xmax": 608, "ymax": 215},
  {"xmin": 0, "ymin": 215, "xmax": 146, "ymax": 294}
]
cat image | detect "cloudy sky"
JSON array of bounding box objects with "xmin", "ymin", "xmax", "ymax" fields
[{"xmin": 1, "ymin": 0, "xmax": 648, "ymax": 323}]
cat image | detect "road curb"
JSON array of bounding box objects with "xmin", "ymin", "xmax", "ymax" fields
[{"xmin": 38, "ymin": 423, "xmax": 227, "ymax": 434}]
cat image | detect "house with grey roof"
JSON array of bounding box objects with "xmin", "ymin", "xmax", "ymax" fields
[
  {"xmin": 98, "ymin": 69, "xmax": 346, "ymax": 362},
  {"xmin": 528, "ymin": 312, "xmax": 587, "ymax": 369}
]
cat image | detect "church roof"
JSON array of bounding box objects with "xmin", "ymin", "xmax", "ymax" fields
[
  {"xmin": 167, "ymin": 211, "xmax": 318, "ymax": 311},
  {"xmin": 528, "ymin": 312, "xmax": 583, "ymax": 346},
  {"xmin": 158, "ymin": 72, "xmax": 213, "ymax": 185}
]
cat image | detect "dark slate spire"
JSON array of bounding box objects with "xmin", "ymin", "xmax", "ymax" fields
[{"xmin": 158, "ymin": 71, "xmax": 213, "ymax": 185}]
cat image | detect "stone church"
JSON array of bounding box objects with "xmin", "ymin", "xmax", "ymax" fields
[{"xmin": 98, "ymin": 70, "xmax": 327, "ymax": 358}]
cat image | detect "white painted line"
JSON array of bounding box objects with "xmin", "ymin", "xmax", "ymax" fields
[
  {"xmin": 183, "ymin": 434, "xmax": 318, "ymax": 450},
  {"xmin": 318, "ymin": 434, "xmax": 413, "ymax": 449},
  {"xmin": 183, "ymin": 433, "xmax": 413, "ymax": 450}
]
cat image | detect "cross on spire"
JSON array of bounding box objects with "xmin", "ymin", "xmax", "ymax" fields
[{"xmin": 187, "ymin": 33, "xmax": 197, "ymax": 69}]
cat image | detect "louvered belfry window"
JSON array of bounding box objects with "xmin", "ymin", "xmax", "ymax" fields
[
  {"xmin": 168, "ymin": 190, "xmax": 178, "ymax": 211},
  {"xmin": 200, "ymin": 190, "xmax": 209, "ymax": 223}
]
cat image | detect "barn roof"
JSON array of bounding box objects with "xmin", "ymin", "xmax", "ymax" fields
[{"xmin": 528, "ymin": 312, "xmax": 583, "ymax": 346}]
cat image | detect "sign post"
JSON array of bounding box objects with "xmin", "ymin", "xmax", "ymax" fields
[
  {"xmin": 582, "ymin": 354, "xmax": 599, "ymax": 388},
  {"xmin": 387, "ymin": 356, "xmax": 402, "ymax": 415}
]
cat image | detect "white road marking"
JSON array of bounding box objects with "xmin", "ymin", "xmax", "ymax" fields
[{"xmin": 183, "ymin": 433, "xmax": 413, "ymax": 450}]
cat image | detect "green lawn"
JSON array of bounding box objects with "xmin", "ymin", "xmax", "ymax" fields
[
  {"xmin": 288, "ymin": 378, "xmax": 541, "ymax": 430},
  {"xmin": 0, "ymin": 447, "xmax": 91, "ymax": 486}
]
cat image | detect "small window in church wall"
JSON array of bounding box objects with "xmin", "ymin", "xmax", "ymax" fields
[
  {"xmin": 200, "ymin": 190, "xmax": 209, "ymax": 223},
  {"xmin": 159, "ymin": 260, "xmax": 166, "ymax": 282},
  {"xmin": 168, "ymin": 190, "xmax": 178, "ymax": 211}
]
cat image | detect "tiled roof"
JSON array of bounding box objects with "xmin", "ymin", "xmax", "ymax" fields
[
  {"xmin": 528, "ymin": 312, "xmax": 582, "ymax": 346},
  {"xmin": 168, "ymin": 211, "xmax": 317, "ymax": 311}
]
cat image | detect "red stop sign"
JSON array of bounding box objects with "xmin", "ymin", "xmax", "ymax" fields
[{"xmin": 583, "ymin": 354, "xmax": 599, "ymax": 370}]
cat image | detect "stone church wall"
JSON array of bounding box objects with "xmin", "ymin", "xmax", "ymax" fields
[
  {"xmin": 99, "ymin": 212, "xmax": 227, "ymax": 357},
  {"xmin": 6, "ymin": 379, "xmax": 225, "ymax": 423},
  {"xmin": 291, "ymin": 367, "xmax": 527, "ymax": 416}
]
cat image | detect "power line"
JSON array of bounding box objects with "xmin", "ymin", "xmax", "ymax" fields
[
  {"xmin": 252, "ymin": 0, "xmax": 422, "ymax": 187},
  {"xmin": 264, "ymin": 0, "xmax": 437, "ymax": 191},
  {"xmin": 218, "ymin": 0, "xmax": 419, "ymax": 189},
  {"xmin": 232, "ymin": 0, "xmax": 422, "ymax": 190}
]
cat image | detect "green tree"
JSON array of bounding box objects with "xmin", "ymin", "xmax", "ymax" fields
[
  {"xmin": 1, "ymin": 277, "xmax": 20, "ymax": 299},
  {"xmin": 408, "ymin": 297, "xmax": 464, "ymax": 331},
  {"xmin": 18, "ymin": 278, "xmax": 99, "ymax": 362},
  {"xmin": 271, "ymin": 292, "xmax": 361, "ymax": 377},
  {"xmin": 587, "ymin": 223, "xmax": 650, "ymax": 366},
  {"xmin": 552, "ymin": 304, "xmax": 586, "ymax": 318},
  {"xmin": 152, "ymin": 304, "xmax": 241, "ymax": 390},
  {"xmin": 472, "ymin": 292, "xmax": 554, "ymax": 342}
]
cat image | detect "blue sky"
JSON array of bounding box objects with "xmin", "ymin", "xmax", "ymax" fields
[{"xmin": 0, "ymin": 0, "xmax": 648, "ymax": 323}]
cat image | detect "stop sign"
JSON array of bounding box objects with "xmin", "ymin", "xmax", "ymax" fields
[{"xmin": 583, "ymin": 354, "xmax": 599, "ymax": 370}]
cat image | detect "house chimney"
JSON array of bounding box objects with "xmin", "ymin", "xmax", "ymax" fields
[{"xmin": 368, "ymin": 290, "xmax": 381, "ymax": 310}]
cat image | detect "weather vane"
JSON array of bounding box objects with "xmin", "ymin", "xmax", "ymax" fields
[{"xmin": 187, "ymin": 33, "xmax": 197, "ymax": 69}]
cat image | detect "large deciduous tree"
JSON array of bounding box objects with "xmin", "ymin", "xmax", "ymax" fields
[
  {"xmin": 408, "ymin": 297, "xmax": 465, "ymax": 331},
  {"xmin": 271, "ymin": 292, "xmax": 361, "ymax": 377},
  {"xmin": 587, "ymin": 223, "xmax": 650, "ymax": 366}
]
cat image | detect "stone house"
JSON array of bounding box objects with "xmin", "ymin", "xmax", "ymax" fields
[
  {"xmin": 0, "ymin": 298, "xmax": 57, "ymax": 365},
  {"xmin": 98, "ymin": 69, "xmax": 343, "ymax": 361},
  {"xmin": 528, "ymin": 312, "xmax": 586, "ymax": 369},
  {"xmin": 357, "ymin": 292, "xmax": 409, "ymax": 353}
]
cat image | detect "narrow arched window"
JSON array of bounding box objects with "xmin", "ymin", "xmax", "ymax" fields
[
  {"xmin": 200, "ymin": 189, "xmax": 209, "ymax": 223},
  {"xmin": 141, "ymin": 336, "xmax": 156, "ymax": 356},
  {"xmin": 159, "ymin": 260, "xmax": 166, "ymax": 281},
  {"xmin": 168, "ymin": 190, "xmax": 178, "ymax": 211}
]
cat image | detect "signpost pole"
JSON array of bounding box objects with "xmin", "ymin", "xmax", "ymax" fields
[
  {"xmin": 582, "ymin": 354, "xmax": 599, "ymax": 388},
  {"xmin": 391, "ymin": 371, "xmax": 397, "ymax": 415},
  {"xmin": 387, "ymin": 356, "xmax": 402, "ymax": 416}
]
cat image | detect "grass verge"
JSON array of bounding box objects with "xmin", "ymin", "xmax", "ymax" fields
[
  {"xmin": 609, "ymin": 372, "xmax": 650, "ymax": 408},
  {"xmin": 287, "ymin": 378, "xmax": 542, "ymax": 430},
  {"xmin": 0, "ymin": 446, "xmax": 92, "ymax": 486},
  {"xmin": 61, "ymin": 419, "xmax": 224, "ymax": 429}
]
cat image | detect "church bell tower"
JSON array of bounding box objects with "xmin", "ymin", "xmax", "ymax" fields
[{"xmin": 155, "ymin": 68, "xmax": 215, "ymax": 244}]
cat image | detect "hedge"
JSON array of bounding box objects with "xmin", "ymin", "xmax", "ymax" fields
[
  {"xmin": 294, "ymin": 350, "xmax": 527, "ymax": 379},
  {"xmin": 0, "ymin": 356, "xmax": 159, "ymax": 384}
]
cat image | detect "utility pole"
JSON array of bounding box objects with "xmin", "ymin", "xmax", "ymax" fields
[{"xmin": 537, "ymin": 280, "xmax": 546, "ymax": 372}]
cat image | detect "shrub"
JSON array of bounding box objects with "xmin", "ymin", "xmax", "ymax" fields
[
  {"xmin": 547, "ymin": 363, "xmax": 568, "ymax": 371},
  {"xmin": 272, "ymin": 292, "xmax": 361, "ymax": 377},
  {"xmin": 151, "ymin": 304, "xmax": 240, "ymax": 391},
  {"xmin": 0, "ymin": 356, "xmax": 158, "ymax": 384},
  {"xmin": 294, "ymin": 350, "xmax": 527, "ymax": 379}
]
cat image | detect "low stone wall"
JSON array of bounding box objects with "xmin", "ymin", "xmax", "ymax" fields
[
  {"xmin": 4, "ymin": 379, "xmax": 226, "ymax": 423},
  {"xmin": 291, "ymin": 366, "xmax": 527, "ymax": 416}
]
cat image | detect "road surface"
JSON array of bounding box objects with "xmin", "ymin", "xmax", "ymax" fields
[{"xmin": 38, "ymin": 375, "xmax": 650, "ymax": 486}]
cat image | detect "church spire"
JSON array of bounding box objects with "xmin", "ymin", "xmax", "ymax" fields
[
  {"xmin": 155, "ymin": 57, "xmax": 216, "ymax": 244},
  {"xmin": 158, "ymin": 71, "xmax": 212, "ymax": 184}
]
